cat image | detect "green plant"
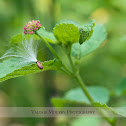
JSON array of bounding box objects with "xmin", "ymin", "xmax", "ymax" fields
[{"xmin": 0, "ymin": 19, "xmax": 123, "ymax": 126}]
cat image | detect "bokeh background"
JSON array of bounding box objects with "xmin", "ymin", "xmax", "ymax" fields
[{"xmin": 0, "ymin": 0, "xmax": 126, "ymax": 125}]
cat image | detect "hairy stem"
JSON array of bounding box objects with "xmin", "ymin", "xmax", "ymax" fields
[
  {"xmin": 60, "ymin": 44, "xmax": 76, "ymax": 73},
  {"xmin": 35, "ymin": 32, "xmax": 73, "ymax": 75},
  {"xmin": 35, "ymin": 31, "xmax": 59, "ymax": 59},
  {"xmin": 66, "ymin": 45, "xmax": 116, "ymax": 126},
  {"xmin": 75, "ymin": 73, "xmax": 116, "ymax": 126},
  {"xmin": 75, "ymin": 74, "xmax": 94, "ymax": 103},
  {"xmin": 36, "ymin": 32, "xmax": 116, "ymax": 126},
  {"xmin": 58, "ymin": 68, "xmax": 72, "ymax": 77},
  {"xmin": 68, "ymin": 44, "xmax": 76, "ymax": 73}
]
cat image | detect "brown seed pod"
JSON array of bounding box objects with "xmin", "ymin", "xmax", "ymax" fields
[{"xmin": 36, "ymin": 60, "xmax": 43, "ymax": 69}]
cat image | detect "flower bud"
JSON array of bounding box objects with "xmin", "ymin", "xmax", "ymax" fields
[{"xmin": 24, "ymin": 20, "xmax": 41, "ymax": 34}]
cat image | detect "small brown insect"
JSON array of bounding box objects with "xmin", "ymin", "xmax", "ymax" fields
[{"xmin": 36, "ymin": 60, "xmax": 43, "ymax": 69}]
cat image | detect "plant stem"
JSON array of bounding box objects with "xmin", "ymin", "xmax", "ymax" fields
[
  {"xmin": 36, "ymin": 32, "xmax": 116, "ymax": 126},
  {"xmin": 35, "ymin": 31, "xmax": 59, "ymax": 59},
  {"xmin": 35, "ymin": 32, "xmax": 73, "ymax": 75},
  {"xmin": 66, "ymin": 45, "xmax": 116, "ymax": 126},
  {"xmin": 61, "ymin": 44, "xmax": 76, "ymax": 73},
  {"xmin": 68, "ymin": 44, "xmax": 76, "ymax": 73},
  {"xmin": 75, "ymin": 73, "xmax": 115, "ymax": 126},
  {"xmin": 58, "ymin": 68, "xmax": 72, "ymax": 77},
  {"xmin": 75, "ymin": 73, "xmax": 94, "ymax": 103}
]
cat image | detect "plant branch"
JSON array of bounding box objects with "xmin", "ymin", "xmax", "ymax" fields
[
  {"xmin": 75, "ymin": 73, "xmax": 94, "ymax": 103},
  {"xmin": 75, "ymin": 73, "xmax": 116, "ymax": 126},
  {"xmin": 66, "ymin": 45, "xmax": 116, "ymax": 126},
  {"xmin": 35, "ymin": 31, "xmax": 59, "ymax": 59},
  {"xmin": 36, "ymin": 32, "xmax": 116, "ymax": 126},
  {"xmin": 68, "ymin": 44, "xmax": 76, "ymax": 73},
  {"xmin": 60, "ymin": 44, "xmax": 76, "ymax": 73},
  {"xmin": 58, "ymin": 68, "xmax": 72, "ymax": 77},
  {"xmin": 35, "ymin": 32, "xmax": 73, "ymax": 76}
]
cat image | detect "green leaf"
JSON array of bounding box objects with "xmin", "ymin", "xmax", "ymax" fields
[
  {"xmin": 79, "ymin": 30, "xmax": 89, "ymax": 45},
  {"xmin": 112, "ymin": 106, "xmax": 126, "ymax": 117},
  {"xmin": 93, "ymin": 103, "xmax": 116, "ymax": 119},
  {"xmin": 51, "ymin": 86, "xmax": 109, "ymax": 107},
  {"xmin": 57, "ymin": 20, "xmax": 81, "ymax": 27},
  {"xmin": 38, "ymin": 20, "xmax": 95, "ymax": 45},
  {"xmin": 10, "ymin": 34, "xmax": 39, "ymax": 46},
  {"xmin": 37, "ymin": 28, "xmax": 58, "ymax": 44},
  {"xmin": 0, "ymin": 58, "xmax": 63, "ymax": 82},
  {"xmin": 10, "ymin": 34, "xmax": 23, "ymax": 45},
  {"xmin": 65, "ymin": 86, "xmax": 109, "ymax": 104},
  {"xmin": 53, "ymin": 22, "xmax": 80, "ymax": 44},
  {"xmin": 72, "ymin": 24, "xmax": 107, "ymax": 59},
  {"xmin": 84, "ymin": 19, "xmax": 95, "ymax": 30},
  {"xmin": 10, "ymin": 29, "xmax": 57, "ymax": 46},
  {"xmin": 51, "ymin": 98, "xmax": 90, "ymax": 107},
  {"xmin": 71, "ymin": 117, "xmax": 100, "ymax": 126},
  {"xmin": 79, "ymin": 19, "xmax": 95, "ymax": 45},
  {"xmin": 115, "ymin": 78, "xmax": 126, "ymax": 96},
  {"xmin": 93, "ymin": 102, "xmax": 108, "ymax": 107}
]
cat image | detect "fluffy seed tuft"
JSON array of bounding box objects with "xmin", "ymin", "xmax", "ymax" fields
[{"xmin": 0, "ymin": 37, "xmax": 38, "ymax": 63}]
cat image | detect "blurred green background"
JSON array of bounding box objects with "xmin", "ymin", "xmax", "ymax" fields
[{"xmin": 0, "ymin": 0, "xmax": 126, "ymax": 125}]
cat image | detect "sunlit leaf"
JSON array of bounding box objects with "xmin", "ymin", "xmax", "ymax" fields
[{"xmin": 53, "ymin": 21, "xmax": 80, "ymax": 44}]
